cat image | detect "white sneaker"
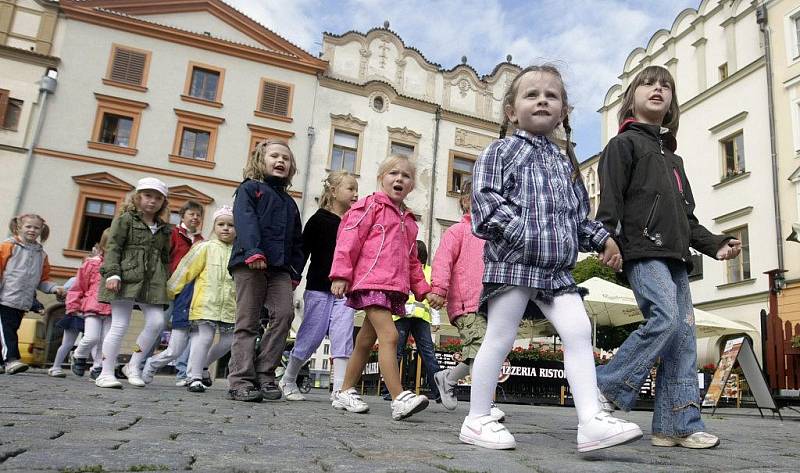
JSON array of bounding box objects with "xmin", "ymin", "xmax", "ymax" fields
[
  {"xmin": 577, "ymin": 411, "xmax": 643, "ymax": 452},
  {"xmin": 434, "ymin": 369, "xmax": 458, "ymax": 410},
  {"xmin": 598, "ymin": 392, "xmax": 616, "ymax": 413},
  {"xmin": 175, "ymin": 377, "xmax": 189, "ymax": 387},
  {"xmin": 459, "ymin": 415, "xmax": 516, "ymax": 449},
  {"xmin": 48, "ymin": 367, "xmax": 66, "ymax": 378},
  {"xmin": 95, "ymin": 374, "xmax": 123, "ymax": 389},
  {"xmin": 332, "ymin": 388, "xmax": 369, "ymax": 413},
  {"xmin": 5, "ymin": 360, "xmax": 29, "ymax": 375},
  {"xmin": 122, "ymin": 364, "xmax": 145, "ymax": 388},
  {"xmin": 278, "ymin": 378, "xmax": 306, "ymax": 401},
  {"xmin": 141, "ymin": 359, "xmax": 155, "ymax": 384},
  {"xmin": 390, "ymin": 390, "xmax": 429, "ymax": 420},
  {"xmin": 489, "ymin": 405, "xmax": 506, "ymax": 423},
  {"xmin": 651, "ymin": 431, "xmax": 720, "ymax": 449}
]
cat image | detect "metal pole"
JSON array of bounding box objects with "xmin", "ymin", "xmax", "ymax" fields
[{"xmin": 426, "ymin": 106, "xmax": 442, "ymax": 252}]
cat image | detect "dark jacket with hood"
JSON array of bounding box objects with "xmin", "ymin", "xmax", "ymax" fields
[
  {"xmin": 595, "ymin": 120, "xmax": 732, "ymax": 271},
  {"xmin": 228, "ymin": 177, "xmax": 304, "ymax": 282}
]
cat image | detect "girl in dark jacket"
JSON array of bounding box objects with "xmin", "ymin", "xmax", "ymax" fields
[
  {"xmin": 227, "ymin": 139, "xmax": 304, "ymax": 402},
  {"xmin": 595, "ymin": 65, "xmax": 741, "ymax": 449},
  {"xmin": 96, "ymin": 177, "xmax": 171, "ymax": 389}
]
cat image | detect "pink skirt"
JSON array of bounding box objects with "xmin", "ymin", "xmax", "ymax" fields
[{"xmin": 346, "ymin": 289, "xmax": 407, "ymax": 316}]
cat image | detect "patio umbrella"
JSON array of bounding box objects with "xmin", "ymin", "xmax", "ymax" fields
[{"xmin": 578, "ymin": 277, "xmax": 757, "ymax": 338}]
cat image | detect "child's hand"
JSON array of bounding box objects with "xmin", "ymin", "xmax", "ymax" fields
[
  {"xmin": 54, "ymin": 287, "xmax": 66, "ymax": 300},
  {"xmin": 331, "ymin": 279, "xmax": 349, "ymax": 298},
  {"xmin": 248, "ymin": 260, "xmax": 267, "ymax": 270},
  {"xmin": 717, "ymin": 239, "xmax": 742, "ymax": 260},
  {"xmin": 105, "ymin": 278, "xmax": 120, "ymax": 292},
  {"xmin": 427, "ymin": 293, "xmax": 445, "ymax": 310},
  {"xmin": 599, "ymin": 238, "xmax": 623, "ymax": 272}
]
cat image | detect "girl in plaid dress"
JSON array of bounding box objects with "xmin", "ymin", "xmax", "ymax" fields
[{"xmin": 461, "ymin": 65, "xmax": 642, "ymax": 451}]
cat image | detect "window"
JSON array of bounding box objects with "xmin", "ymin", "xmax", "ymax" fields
[
  {"xmin": 795, "ymin": 15, "xmax": 800, "ymax": 58},
  {"xmin": 721, "ymin": 132, "xmax": 745, "ymax": 179},
  {"xmin": 331, "ymin": 130, "xmax": 359, "ymax": 173},
  {"xmin": 170, "ymin": 109, "xmax": 225, "ymax": 168},
  {"xmin": 76, "ymin": 199, "xmax": 116, "ymax": 251},
  {"xmin": 66, "ymin": 173, "xmax": 133, "ymax": 259},
  {"xmin": 323, "ymin": 344, "xmax": 330, "ymax": 355},
  {"xmin": 89, "ymin": 94, "xmax": 148, "ymax": 155},
  {"xmin": 247, "ymin": 123, "xmax": 295, "ymax": 156},
  {"xmin": 0, "ymin": 89, "xmax": 22, "ymax": 131},
  {"xmin": 104, "ymin": 44, "xmax": 151, "ymax": 91},
  {"xmin": 718, "ymin": 63, "xmax": 729, "ymax": 81},
  {"xmin": 390, "ymin": 141, "xmax": 415, "ymax": 158},
  {"xmin": 169, "ymin": 211, "xmax": 181, "ymax": 225},
  {"xmin": 448, "ymin": 151, "xmax": 477, "ymax": 195},
  {"xmin": 309, "ymin": 359, "xmax": 316, "ymax": 370},
  {"xmin": 182, "ymin": 62, "xmax": 225, "ymax": 107},
  {"xmin": 688, "ymin": 252, "xmax": 704, "ymax": 281},
  {"xmin": 255, "ymin": 79, "xmax": 293, "ymax": 121},
  {"xmin": 99, "ymin": 114, "xmax": 133, "ymax": 147},
  {"xmin": 322, "ymin": 359, "xmax": 329, "ymax": 371},
  {"xmin": 724, "ymin": 227, "xmax": 750, "ymax": 283}
]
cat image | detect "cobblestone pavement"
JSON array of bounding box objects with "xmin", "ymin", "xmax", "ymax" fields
[{"xmin": 1, "ymin": 370, "xmax": 798, "ymax": 472}]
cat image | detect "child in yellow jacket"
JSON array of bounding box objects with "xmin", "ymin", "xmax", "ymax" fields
[{"xmin": 167, "ymin": 206, "xmax": 236, "ymax": 393}]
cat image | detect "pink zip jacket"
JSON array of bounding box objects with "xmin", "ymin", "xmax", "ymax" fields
[
  {"xmin": 330, "ymin": 191, "xmax": 430, "ymax": 299},
  {"xmin": 66, "ymin": 255, "xmax": 111, "ymax": 316},
  {"xmin": 430, "ymin": 214, "xmax": 484, "ymax": 322}
]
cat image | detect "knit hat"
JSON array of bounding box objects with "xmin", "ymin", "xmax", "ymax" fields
[
  {"xmin": 135, "ymin": 177, "xmax": 168, "ymax": 197},
  {"xmin": 212, "ymin": 205, "xmax": 233, "ymax": 223}
]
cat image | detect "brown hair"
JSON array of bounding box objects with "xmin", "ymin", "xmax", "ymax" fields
[
  {"xmin": 501, "ymin": 64, "xmax": 581, "ymax": 182},
  {"xmin": 179, "ymin": 200, "xmax": 203, "ymax": 217},
  {"xmin": 459, "ymin": 180, "xmax": 473, "ymax": 214},
  {"xmin": 122, "ymin": 191, "xmax": 170, "ymax": 222},
  {"xmin": 243, "ymin": 139, "xmax": 297, "ymax": 184},
  {"xmin": 318, "ymin": 171, "xmax": 357, "ymax": 211},
  {"xmin": 617, "ymin": 65, "xmax": 680, "ymax": 134},
  {"xmin": 377, "ymin": 155, "xmax": 416, "ymax": 211},
  {"xmin": 8, "ymin": 214, "xmax": 49, "ymax": 242},
  {"xmin": 96, "ymin": 228, "xmax": 111, "ymax": 255}
]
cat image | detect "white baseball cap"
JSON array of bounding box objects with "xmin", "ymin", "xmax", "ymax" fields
[{"xmin": 136, "ymin": 177, "xmax": 168, "ymax": 197}]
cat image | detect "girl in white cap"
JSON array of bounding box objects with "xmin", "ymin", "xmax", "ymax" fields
[
  {"xmin": 95, "ymin": 177, "xmax": 172, "ymax": 389},
  {"xmin": 167, "ymin": 205, "xmax": 237, "ymax": 393}
]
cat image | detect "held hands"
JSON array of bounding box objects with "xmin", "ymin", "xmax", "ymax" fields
[
  {"xmin": 716, "ymin": 239, "xmax": 742, "ymax": 260},
  {"xmin": 248, "ymin": 259, "xmax": 267, "ymax": 270},
  {"xmin": 105, "ymin": 278, "xmax": 120, "ymax": 292},
  {"xmin": 53, "ymin": 287, "xmax": 66, "ymax": 301},
  {"xmin": 331, "ymin": 279, "xmax": 349, "ymax": 298},
  {"xmin": 598, "ymin": 238, "xmax": 623, "ymax": 272},
  {"xmin": 427, "ymin": 293, "xmax": 445, "ymax": 310}
]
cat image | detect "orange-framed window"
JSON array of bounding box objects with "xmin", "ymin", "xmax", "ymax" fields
[
  {"xmin": 88, "ymin": 94, "xmax": 148, "ymax": 156},
  {"xmin": 103, "ymin": 44, "xmax": 152, "ymax": 92},
  {"xmin": 65, "ymin": 173, "xmax": 133, "ymax": 259},
  {"xmin": 247, "ymin": 123, "xmax": 295, "ymax": 156},
  {"xmin": 181, "ymin": 61, "xmax": 225, "ymax": 108},
  {"xmin": 0, "ymin": 89, "xmax": 23, "ymax": 131},
  {"xmin": 254, "ymin": 78, "xmax": 293, "ymax": 122},
  {"xmin": 169, "ymin": 109, "xmax": 225, "ymax": 169}
]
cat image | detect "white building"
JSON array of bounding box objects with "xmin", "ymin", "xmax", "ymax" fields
[{"xmin": 591, "ymin": 0, "xmax": 770, "ymax": 362}]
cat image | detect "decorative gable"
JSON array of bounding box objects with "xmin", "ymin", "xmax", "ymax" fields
[
  {"xmin": 168, "ymin": 185, "xmax": 215, "ymax": 205},
  {"xmin": 72, "ymin": 172, "xmax": 134, "ymax": 192}
]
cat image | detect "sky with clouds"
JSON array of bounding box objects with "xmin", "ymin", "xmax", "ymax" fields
[{"xmin": 227, "ymin": 0, "xmax": 699, "ymax": 159}]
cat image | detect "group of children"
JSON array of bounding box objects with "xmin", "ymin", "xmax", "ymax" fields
[{"xmin": 0, "ymin": 63, "xmax": 740, "ymax": 453}]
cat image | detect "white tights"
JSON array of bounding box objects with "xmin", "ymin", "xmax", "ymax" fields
[
  {"xmin": 188, "ymin": 323, "xmax": 233, "ymax": 380},
  {"xmin": 468, "ymin": 287, "xmax": 601, "ymax": 425},
  {"xmin": 74, "ymin": 316, "xmax": 111, "ymax": 369},
  {"xmin": 100, "ymin": 300, "xmax": 164, "ymax": 377},
  {"xmin": 145, "ymin": 328, "xmax": 189, "ymax": 371},
  {"xmin": 53, "ymin": 329, "xmax": 79, "ymax": 369}
]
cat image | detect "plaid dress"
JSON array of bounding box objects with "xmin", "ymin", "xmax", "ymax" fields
[{"xmin": 471, "ymin": 129, "xmax": 609, "ymax": 303}]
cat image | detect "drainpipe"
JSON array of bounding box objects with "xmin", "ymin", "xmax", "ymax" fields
[
  {"xmin": 757, "ymin": 4, "xmax": 784, "ymax": 270},
  {"xmin": 300, "ymin": 73, "xmax": 320, "ymax": 219},
  {"xmin": 426, "ymin": 106, "xmax": 442, "ymax": 251},
  {"xmin": 13, "ymin": 68, "xmax": 58, "ymax": 216}
]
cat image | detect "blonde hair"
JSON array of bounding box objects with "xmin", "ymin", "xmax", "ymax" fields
[
  {"xmin": 501, "ymin": 64, "xmax": 581, "ymax": 182},
  {"xmin": 318, "ymin": 171, "xmax": 357, "ymax": 211},
  {"xmin": 243, "ymin": 139, "xmax": 297, "ymax": 184},
  {"xmin": 94, "ymin": 228, "xmax": 111, "ymax": 256},
  {"xmin": 122, "ymin": 190, "xmax": 170, "ymax": 222},
  {"xmin": 8, "ymin": 214, "xmax": 49, "ymax": 242},
  {"xmin": 617, "ymin": 65, "xmax": 680, "ymax": 134},
  {"xmin": 376, "ymin": 155, "xmax": 416, "ymax": 211},
  {"xmin": 459, "ymin": 180, "xmax": 473, "ymax": 214}
]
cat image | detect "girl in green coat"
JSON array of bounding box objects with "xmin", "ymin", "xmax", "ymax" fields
[{"xmin": 96, "ymin": 177, "xmax": 172, "ymax": 389}]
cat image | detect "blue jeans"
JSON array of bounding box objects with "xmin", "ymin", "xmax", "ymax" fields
[
  {"xmin": 596, "ymin": 258, "xmax": 705, "ymax": 437},
  {"xmin": 175, "ymin": 343, "xmax": 190, "ymax": 379},
  {"xmin": 395, "ymin": 317, "xmax": 441, "ymax": 400}
]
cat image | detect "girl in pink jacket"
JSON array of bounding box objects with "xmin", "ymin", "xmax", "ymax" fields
[
  {"xmin": 68, "ymin": 230, "xmax": 112, "ymax": 379},
  {"xmin": 330, "ymin": 155, "xmax": 432, "ymax": 421},
  {"xmin": 428, "ymin": 181, "xmax": 503, "ymax": 422}
]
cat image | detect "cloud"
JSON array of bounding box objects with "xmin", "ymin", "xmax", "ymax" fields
[{"xmin": 227, "ymin": 0, "xmax": 698, "ymax": 156}]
